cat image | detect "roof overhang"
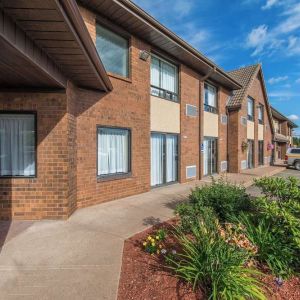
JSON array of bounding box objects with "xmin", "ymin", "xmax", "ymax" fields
[
  {"xmin": 0, "ymin": 0, "xmax": 112, "ymax": 91},
  {"xmin": 79, "ymin": 0, "xmax": 241, "ymax": 91},
  {"xmin": 271, "ymin": 106, "xmax": 298, "ymax": 128}
]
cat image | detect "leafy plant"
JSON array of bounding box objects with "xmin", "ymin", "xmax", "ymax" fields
[
  {"xmin": 142, "ymin": 229, "xmax": 167, "ymax": 255},
  {"xmin": 238, "ymin": 214, "xmax": 294, "ymax": 277},
  {"xmin": 166, "ymin": 214, "xmax": 266, "ymax": 300},
  {"xmin": 189, "ymin": 178, "xmax": 251, "ymax": 222}
]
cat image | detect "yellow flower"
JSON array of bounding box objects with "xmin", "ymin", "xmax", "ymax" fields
[
  {"xmin": 157, "ymin": 250, "xmax": 160, "ymax": 254},
  {"xmin": 156, "ymin": 236, "xmax": 159, "ymax": 240},
  {"xmin": 159, "ymin": 244, "xmax": 162, "ymax": 249},
  {"xmin": 143, "ymin": 242, "xmax": 147, "ymax": 246},
  {"xmin": 151, "ymin": 242, "xmax": 155, "ymax": 247},
  {"xmin": 147, "ymin": 236, "xmax": 152, "ymax": 241},
  {"xmin": 151, "ymin": 239, "xmax": 155, "ymax": 243}
]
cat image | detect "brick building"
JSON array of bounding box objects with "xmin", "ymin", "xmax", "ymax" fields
[
  {"xmin": 226, "ymin": 64, "xmax": 274, "ymax": 172},
  {"xmin": 271, "ymin": 107, "xmax": 298, "ymax": 162},
  {"xmin": 0, "ymin": 0, "xmax": 293, "ymax": 220}
]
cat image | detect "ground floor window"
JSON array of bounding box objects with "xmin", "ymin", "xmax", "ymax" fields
[
  {"xmin": 247, "ymin": 139, "xmax": 254, "ymax": 169},
  {"xmin": 0, "ymin": 113, "xmax": 36, "ymax": 177},
  {"xmin": 97, "ymin": 127, "xmax": 131, "ymax": 177},
  {"xmin": 258, "ymin": 141, "xmax": 264, "ymax": 165},
  {"xmin": 203, "ymin": 137, "xmax": 218, "ymax": 176},
  {"xmin": 151, "ymin": 133, "xmax": 178, "ymax": 187}
]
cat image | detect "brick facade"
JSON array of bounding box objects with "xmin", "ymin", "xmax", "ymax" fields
[
  {"xmin": 228, "ymin": 71, "xmax": 273, "ymax": 173},
  {"xmin": 0, "ymin": 6, "xmax": 277, "ymax": 220}
]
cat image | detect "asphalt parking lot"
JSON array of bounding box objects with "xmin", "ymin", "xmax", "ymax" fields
[{"xmin": 247, "ymin": 167, "xmax": 300, "ymax": 197}]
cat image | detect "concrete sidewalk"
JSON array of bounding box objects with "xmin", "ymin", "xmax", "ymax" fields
[{"xmin": 0, "ymin": 165, "xmax": 284, "ymax": 300}]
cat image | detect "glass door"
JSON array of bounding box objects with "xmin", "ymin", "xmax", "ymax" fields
[
  {"xmin": 203, "ymin": 137, "xmax": 218, "ymax": 176},
  {"xmin": 258, "ymin": 141, "xmax": 264, "ymax": 165},
  {"xmin": 247, "ymin": 140, "xmax": 254, "ymax": 169},
  {"xmin": 151, "ymin": 133, "xmax": 178, "ymax": 187}
]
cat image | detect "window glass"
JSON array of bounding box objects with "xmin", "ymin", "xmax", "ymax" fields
[
  {"xmin": 0, "ymin": 114, "xmax": 36, "ymax": 176},
  {"xmin": 97, "ymin": 127, "xmax": 130, "ymax": 176},
  {"xmin": 150, "ymin": 55, "xmax": 178, "ymax": 101},
  {"xmin": 96, "ymin": 24, "xmax": 129, "ymax": 77},
  {"xmin": 247, "ymin": 97, "xmax": 254, "ymax": 121},
  {"xmin": 204, "ymin": 83, "xmax": 217, "ymax": 113},
  {"xmin": 258, "ymin": 105, "xmax": 264, "ymax": 123},
  {"xmin": 291, "ymin": 149, "xmax": 300, "ymax": 154}
]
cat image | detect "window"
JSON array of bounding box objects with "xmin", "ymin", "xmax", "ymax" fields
[
  {"xmin": 0, "ymin": 113, "xmax": 36, "ymax": 177},
  {"xmin": 258, "ymin": 141, "xmax": 264, "ymax": 165},
  {"xmin": 258, "ymin": 104, "xmax": 264, "ymax": 124},
  {"xmin": 290, "ymin": 149, "xmax": 300, "ymax": 154},
  {"xmin": 247, "ymin": 97, "xmax": 254, "ymax": 121},
  {"xmin": 96, "ymin": 24, "xmax": 129, "ymax": 77},
  {"xmin": 97, "ymin": 127, "xmax": 130, "ymax": 177},
  {"xmin": 204, "ymin": 83, "xmax": 218, "ymax": 113},
  {"xmin": 151, "ymin": 55, "xmax": 178, "ymax": 102}
]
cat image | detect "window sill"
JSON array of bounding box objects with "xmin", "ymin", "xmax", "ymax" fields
[
  {"xmin": 150, "ymin": 93, "xmax": 180, "ymax": 103},
  {"xmin": 97, "ymin": 172, "xmax": 132, "ymax": 182},
  {"xmin": 107, "ymin": 72, "xmax": 132, "ymax": 83},
  {"xmin": 0, "ymin": 176, "xmax": 36, "ymax": 180}
]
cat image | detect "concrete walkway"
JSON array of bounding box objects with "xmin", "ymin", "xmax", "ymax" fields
[{"xmin": 0, "ymin": 165, "xmax": 284, "ymax": 300}]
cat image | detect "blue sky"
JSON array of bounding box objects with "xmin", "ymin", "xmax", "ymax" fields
[{"xmin": 133, "ymin": 0, "xmax": 300, "ymax": 135}]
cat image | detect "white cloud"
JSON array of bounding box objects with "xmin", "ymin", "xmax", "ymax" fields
[
  {"xmin": 288, "ymin": 114, "xmax": 299, "ymax": 121},
  {"xmin": 262, "ymin": 0, "xmax": 279, "ymax": 10},
  {"xmin": 268, "ymin": 76, "xmax": 288, "ymax": 84},
  {"xmin": 246, "ymin": 2, "xmax": 300, "ymax": 56},
  {"xmin": 246, "ymin": 25, "xmax": 268, "ymax": 55}
]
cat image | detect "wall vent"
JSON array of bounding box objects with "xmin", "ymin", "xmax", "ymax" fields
[
  {"xmin": 264, "ymin": 156, "xmax": 271, "ymax": 164},
  {"xmin": 220, "ymin": 161, "xmax": 228, "ymax": 172},
  {"xmin": 186, "ymin": 104, "xmax": 198, "ymax": 117},
  {"xmin": 186, "ymin": 165, "xmax": 197, "ymax": 179},
  {"xmin": 221, "ymin": 114, "xmax": 228, "ymax": 124},
  {"xmin": 241, "ymin": 160, "xmax": 247, "ymax": 170},
  {"xmin": 241, "ymin": 116, "xmax": 247, "ymax": 126}
]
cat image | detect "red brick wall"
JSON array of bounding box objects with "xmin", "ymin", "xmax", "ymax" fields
[
  {"xmin": 218, "ymin": 87, "xmax": 230, "ymax": 172},
  {"xmin": 180, "ymin": 65, "xmax": 200, "ymax": 182},
  {"xmin": 228, "ymin": 71, "xmax": 273, "ymax": 172},
  {"xmin": 71, "ymin": 46, "xmax": 151, "ymax": 209},
  {"xmin": 0, "ymin": 92, "xmax": 70, "ymax": 220}
]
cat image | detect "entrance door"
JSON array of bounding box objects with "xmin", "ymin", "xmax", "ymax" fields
[
  {"xmin": 151, "ymin": 133, "xmax": 178, "ymax": 187},
  {"xmin": 258, "ymin": 141, "xmax": 264, "ymax": 165},
  {"xmin": 203, "ymin": 137, "xmax": 217, "ymax": 176},
  {"xmin": 247, "ymin": 140, "xmax": 254, "ymax": 169}
]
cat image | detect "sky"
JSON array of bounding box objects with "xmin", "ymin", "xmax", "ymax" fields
[{"xmin": 133, "ymin": 0, "xmax": 300, "ymax": 135}]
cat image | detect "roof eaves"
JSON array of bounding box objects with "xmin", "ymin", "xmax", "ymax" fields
[
  {"xmin": 115, "ymin": 0, "xmax": 242, "ymax": 90},
  {"xmin": 57, "ymin": 0, "xmax": 113, "ymax": 92}
]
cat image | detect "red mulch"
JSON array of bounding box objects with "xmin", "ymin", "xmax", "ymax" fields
[{"xmin": 117, "ymin": 220, "xmax": 300, "ymax": 300}]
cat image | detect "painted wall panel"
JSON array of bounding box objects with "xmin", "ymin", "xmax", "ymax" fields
[{"xmin": 203, "ymin": 111, "xmax": 218, "ymax": 137}]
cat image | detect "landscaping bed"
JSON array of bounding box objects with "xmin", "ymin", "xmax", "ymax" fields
[
  {"xmin": 118, "ymin": 221, "xmax": 300, "ymax": 300},
  {"xmin": 118, "ymin": 177, "xmax": 300, "ymax": 299}
]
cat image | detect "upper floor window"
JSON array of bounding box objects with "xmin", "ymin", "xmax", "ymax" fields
[
  {"xmin": 258, "ymin": 104, "xmax": 264, "ymax": 124},
  {"xmin": 96, "ymin": 24, "xmax": 129, "ymax": 77},
  {"xmin": 247, "ymin": 97, "xmax": 254, "ymax": 121},
  {"xmin": 151, "ymin": 55, "xmax": 178, "ymax": 102},
  {"xmin": 0, "ymin": 113, "xmax": 36, "ymax": 177},
  {"xmin": 204, "ymin": 83, "xmax": 218, "ymax": 114}
]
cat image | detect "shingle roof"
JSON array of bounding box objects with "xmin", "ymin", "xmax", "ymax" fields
[{"xmin": 226, "ymin": 64, "xmax": 261, "ymax": 108}]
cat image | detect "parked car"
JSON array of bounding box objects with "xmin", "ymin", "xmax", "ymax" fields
[{"xmin": 285, "ymin": 148, "xmax": 300, "ymax": 170}]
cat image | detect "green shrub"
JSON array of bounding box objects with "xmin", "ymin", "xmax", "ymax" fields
[
  {"xmin": 189, "ymin": 178, "xmax": 251, "ymax": 222},
  {"xmin": 254, "ymin": 176, "xmax": 300, "ymax": 202},
  {"xmin": 252, "ymin": 177, "xmax": 300, "ymax": 275},
  {"xmin": 239, "ymin": 214, "xmax": 294, "ymax": 277},
  {"xmin": 167, "ymin": 214, "xmax": 266, "ymax": 300}
]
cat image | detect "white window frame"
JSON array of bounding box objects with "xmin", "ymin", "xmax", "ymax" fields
[
  {"xmin": 204, "ymin": 82, "xmax": 218, "ymax": 113},
  {"xmin": 150, "ymin": 54, "xmax": 178, "ymax": 102}
]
